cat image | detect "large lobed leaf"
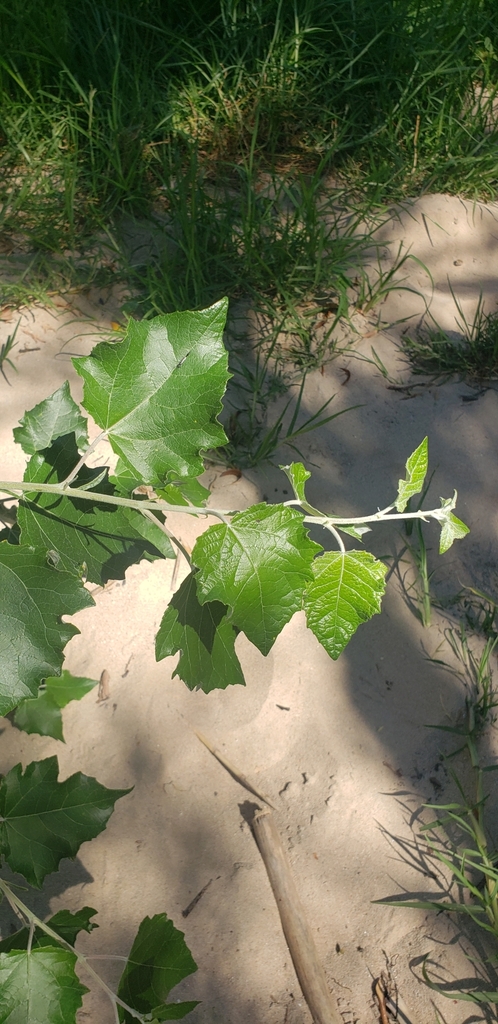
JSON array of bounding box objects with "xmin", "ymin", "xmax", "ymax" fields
[
  {"xmin": 304, "ymin": 550, "xmax": 387, "ymax": 659},
  {"xmin": 0, "ymin": 756, "xmax": 130, "ymax": 887},
  {"xmin": 117, "ymin": 914, "xmax": 198, "ymax": 1023},
  {"xmin": 0, "ymin": 948, "xmax": 87, "ymax": 1024},
  {"xmin": 73, "ymin": 301, "xmax": 229, "ymax": 486},
  {"xmin": 0, "ymin": 544, "xmax": 94, "ymax": 716},
  {"xmin": 156, "ymin": 572, "xmax": 244, "ymax": 692},
  {"xmin": 192, "ymin": 504, "xmax": 322, "ymax": 655},
  {"xmin": 18, "ymin": 433, "xmax": 174, "ymax": 584}
]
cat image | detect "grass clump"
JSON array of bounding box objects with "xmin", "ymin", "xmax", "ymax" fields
[
  {"xmin": 1, "ymin": 0, "xmax": 497, "ymax": 258},
  {"xmin": 405, "ymin": 292, "xmax": 498, "ymax": 382},
  {"xmin": 1, "ymin": 0, "xmax": 498, "ymax": 415}
]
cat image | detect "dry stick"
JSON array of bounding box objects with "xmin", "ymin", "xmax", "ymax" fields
[
  {"xmin": 252, "ymin": 808, "xmax": 343, "ymax": 1024},
  {"xmin": 194, "ymin": 730, "xmax": 277, "ymax": 810},
  {"xmin": 194, "ymin": 732, "xmax": 342, "ymax": 1024},
  {"xmin": 374, "ymin": 977, "xmax": 389, "ymax": 1024}
]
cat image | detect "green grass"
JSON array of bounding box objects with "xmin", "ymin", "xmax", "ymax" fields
[
  {"xmin": 405, "ymin": 290, "xmax": 498, "ymax": 382},
  {"xmin": 378, "ymin": 628, "xmax": 498, "ymax": 1005},
  {"xmin": 1, "ymin": 0, "xmax": 497, "ymax": 265},
  {"xmin": 1, "ymin": 0, "xmax": 497, "ymax": 430}
]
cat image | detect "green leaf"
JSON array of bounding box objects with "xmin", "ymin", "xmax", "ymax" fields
[
  {"xmin": 157, "ymin": 477, "xmax": 211, "ymax": 508},
  {"xmin": 279, "ymin": 464, "xmax": 369, "ymax": 540},
  {"xmin": 437, "ymin": 494, "xmax": 470, "ymax": 553},
  {"xmin": 14, "ymin": 671, "xmax": 99, "ymax": 741},
  {"xmin": 280, "ymin": 462, "xmax": 320, "ymax": 513},
  {"xmin": 108, "ymin": 463, "xmax": 211, "ymax": 507},
  {"xmin": 17, "ymin": 434, "xmax": 174, "ymax": 584},
  {"xmin": 117, "ymin": 914, "xmax": 198, "ymax": 1023},
  {"xmin": 108, "ymin": 458, "xmax": 142, "ymax": 496},
  {"xmin": 0, "ymin": 907, "xmax": 98, "ymax": 954},
  {"xmin": 193, "ymin": 504, "xmax": 322, "ymax": 655},
  {"xmin": 73, "ymin": 302, "xmax": 229, "ymax": 486},
  {"xmin": 155, "ymin": 572, "xmax": 244, "ymax": 692},
  {"xmin": 0, "ymin": 947, "xmax": 87, "ymax": 1024},
  {"xmin": 0, "ymin": 756, "xmax": 130, "ymax": 886},
  {"xmin": 395, "ymin": 437, "xmax": 428, "ymax": 512},
  {"xmin": 373, "ymin": 897, "xmax": 478, "ymax": 914},
  {"xmin": 0, "ymin": 543, "xmax": 94, "ymax": 716},
  {"xmin": 337, "ymin": 524, "xmax": 371, "ymax": 541},
  {"xmin": 13, "ymin": 382, "xmax": 88, "ymax": 455},
  {"xmin": 304, "ymin": 550, "xmax": 387, "ymax": 660}
]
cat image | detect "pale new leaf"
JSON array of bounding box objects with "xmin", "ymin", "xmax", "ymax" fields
[{"xmin": 395, "ymin": 436, "xmax": 428, "ymax": 512}]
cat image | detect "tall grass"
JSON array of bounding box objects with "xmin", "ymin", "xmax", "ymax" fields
[
  {"xmin": 1, "ymin": 0, "xmax": 497, "ymax": 461},
  {"xmin": 0, "ymin": 0, "xmax": 497, "ymax": 313},
  {"xmin": 0, "ymin": 1, "xmax": 495, "ymax": 251}
]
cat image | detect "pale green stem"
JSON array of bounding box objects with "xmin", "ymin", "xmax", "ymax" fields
[
  {"xmin": 325, "ymin": 523, "xmax": 346, "ymax": 553},
  {"xmin": 0, "ymin": 481, "xmax": 230, "ymax": 524},
  {"xmin": 61, "ymin": 430, "xmax": 108, "ymax": 488},
  {"xmin": 139, "ymin": 507, "xmax": 192, "ymax": 566},
  {"xmin": 0, "ymin": 479, "xmax": 446, "ymax": 528},
  {"xmin": 0, "ymin": 878, "xmax": 148, "ymax": 1023}
]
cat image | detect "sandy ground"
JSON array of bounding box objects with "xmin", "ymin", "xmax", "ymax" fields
[{"xmin": 1, "ymin": 193, "xmax": 498, "ymax": 1024}]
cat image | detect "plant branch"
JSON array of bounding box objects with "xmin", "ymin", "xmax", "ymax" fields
[
  {"xmin": 0, "ymin": 480, "xmax": 230, "ymax": 523},
  {"xmin": 0, "ymin": 479, "xmax": 449, "ymax": 529},
  {"xmin": 61, "ymin": 430, "xmax": 108, "ymax": 488},
  {"xmin": 0, "ymin": 877, "xmax": 149, "ymax": 1023},
  {"xmin": 325, "ymin": 523, "xmax": 346, "ymax": 553},
  {"xmin": 139, "ymin": 507, "xmax": 192, "ymax": 565}
]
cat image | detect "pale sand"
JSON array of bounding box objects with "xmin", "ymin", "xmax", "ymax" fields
[{"xmin": 0, "ymin": 193, "xmax": 497, "ymax": 1023}]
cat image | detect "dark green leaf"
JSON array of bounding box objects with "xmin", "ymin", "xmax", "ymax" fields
[
  {"xmin": 14, "ymin": 671, "xmax": 99, "ymax": 741},
  {"xmin": 155, "ymin": 572, "xmax": 244, "ymax": 692},
  {"xmin": 0, "ymin": 908, "xmax": 98, "ymax": 954},
  {"xmin": 73, "ymin": 302, "xmax": 229, "ymax": 486},
  {"xmin": 0, "ymin": 756, "xmax": 130, "ymax": 886},
  {"xmin": 304, "ymin": 550, "xmax": 387, "ymax": 659},
  {"xmin": 117, "ymin": 914, "xmax": 198, "ymax": 1023},
  {"xmin": 108, "ymin": 458, "xmax": 142, "ymax": 496},
  {"xmin": 193, "ymin": 504, "xmax": 321, "ymax": 655},
  {"xmin": 0, "ymin": 947, "xmax": 87, "ymax": 1024},
  {"xmin": 39, "ymin": 907, "xmax": 98, "ymax": 947},
  {"xmin": 17, "ymin": 434, "xmax": 174, "ymax": 583},
  {"xmin": 395, "ymin": 437, "xmax": 428, "ymax": 512},
  {"xmin": 0, "ymin": 543, "xmax": 94, "ymax": 716},
  {"xmin": 13, "ymin": 382, "xmax": 88, "ymax": 455}
]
